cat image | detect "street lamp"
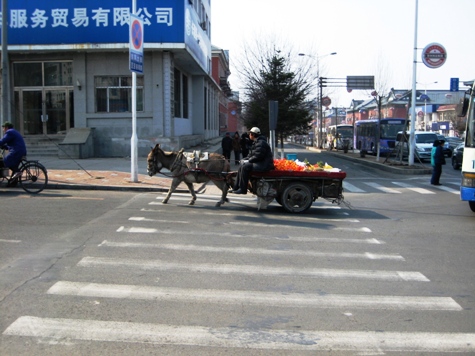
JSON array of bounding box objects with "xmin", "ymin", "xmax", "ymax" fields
[
  {"xmin": 298, "ymin": 52, "xmax": 337, "ymax": 148},
  {"xmin": 416, "ymin": 81, "xmax": 437, "ymax": 131}
]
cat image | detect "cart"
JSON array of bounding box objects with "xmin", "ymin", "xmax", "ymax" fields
[{"xmin": 245, "ymin": 169, "xmax": 346, "ymax": 213}]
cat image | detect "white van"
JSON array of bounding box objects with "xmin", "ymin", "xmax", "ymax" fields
[{"xmin": 395, "ymin": 131, "xmax": 439, "ymax": 161}]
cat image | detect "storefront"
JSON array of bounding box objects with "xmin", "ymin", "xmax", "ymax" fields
[{"xmin": 1, "ymin": 0, "xmax": 220, "ymax": 157}]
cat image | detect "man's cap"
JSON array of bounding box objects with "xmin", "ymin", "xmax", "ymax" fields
[
  {"xmin": 249, "ymin": 127, "xmax": 261, "ymax": 134},
  {"xmin": 2, "ymin": 121, "xmax": 13, "ymax": 128}
]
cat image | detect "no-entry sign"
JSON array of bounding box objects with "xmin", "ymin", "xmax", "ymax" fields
[
  {"xmin": 422, "ymin": 43, "xmax": 447, "ymax": 69},
  {"xmin": 129, "ymin": 14, "xmax": 144, "ymax": 73}
]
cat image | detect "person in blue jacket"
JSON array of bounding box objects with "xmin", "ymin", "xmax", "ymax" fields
[
  {"xmin": 231, "ymin": 127, "xmax": 274, "ymax": 194},
  {"xmin": 430, "ymin": 139, "xmax": 446, "ymax": 186},
  {"xmin": 0, "ymin": 122, "xmax": 27, "ymax": 178}
]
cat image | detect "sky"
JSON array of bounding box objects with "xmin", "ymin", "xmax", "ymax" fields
[{"xmin": 211, "ymin": 0, "xmax": 475, "ymax": 107}]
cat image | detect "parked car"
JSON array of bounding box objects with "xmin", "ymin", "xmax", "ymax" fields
[
  {"xmin": 452, "ymin": 143, "xmax": 464, "ymax": 170},
  {"xmin": 445, "ymin": 136, "xmax": 463, "ymax": 153},
  {"xmin": 437, "ymin": 135, "xmax": 452, "ymax": 157},
  {"xmin": 395, "ymin": 131, "xmax": 439, "ymax": 162}
]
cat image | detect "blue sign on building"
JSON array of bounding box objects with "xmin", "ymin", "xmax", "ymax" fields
[{"xmin": 0, "ymin": 0, "xmax": 210, "ymax": 72}]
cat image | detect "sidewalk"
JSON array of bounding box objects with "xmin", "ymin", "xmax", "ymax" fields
[
  {"xmin": 15, "ymin": 140, "xmax": 430, "ymax": 193},
  {"xmin": 24, "ymin": 137, "xmax": 226, "ymax": 193}
]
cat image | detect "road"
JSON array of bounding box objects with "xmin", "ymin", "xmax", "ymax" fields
[{"xmin": 1, "ymin": 146, "xmax": 474, "ymax": 355}]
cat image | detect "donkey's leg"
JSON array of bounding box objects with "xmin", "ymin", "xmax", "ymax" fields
[
  {"xmin": 185, "ymin": 182, "xmax": 197, "ymax": 205},
  {"xmin": 213, "ymin": 180, "xmax": 229, "ymax": 207},
  {"xmin": 162, "ymin": 178, "xmax": 181, "ymax": 204}
]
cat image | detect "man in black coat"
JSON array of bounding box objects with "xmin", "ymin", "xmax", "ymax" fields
[
  {"xmin": 231, "ymin": 127, "xmax": 274, "ymax": 194},
  {"xmin": 221, "ymin": 132, "xmax": 233, "ymax": 162},
  {"xmin": 431, "ymin": 139, "xmax": 446, "ymax": 185}
]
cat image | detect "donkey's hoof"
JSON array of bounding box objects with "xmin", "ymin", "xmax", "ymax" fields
[
  {"xmin": 188, "ymin": 201, "xmax": 196, "ymax": 206},
  {"xmin": 162, "ymin": 200, "xmax": 168, "ymax": 204}
]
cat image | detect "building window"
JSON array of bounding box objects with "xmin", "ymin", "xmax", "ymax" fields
[
  {"xmin": 174, "ymin": 68, "xmax": 189, "ymax": 119},
  {"xmin": 95, "ymin": 76, "xmax": 143, "ymax": 113},
  {"xmin": 174, "ymin": 68, "xmax": 181, "ymax": 117},
  {"xmin": 13, "ymin": 61, "xmax": 72, "ymax": 87}
]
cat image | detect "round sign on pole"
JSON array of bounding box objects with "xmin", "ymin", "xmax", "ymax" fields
[
  {"xmin": 131, "ymin": 19, "xmax": 143, "ymax": 51},
  {"xmin": 422, "ymin": 42, "xmax": 447, "ymax": 69},
  {"xmin": 322, "ymin": 96, "xmax": 331, "ymax": 107}
]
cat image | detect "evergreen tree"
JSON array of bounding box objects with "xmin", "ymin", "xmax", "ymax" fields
[{"xmin": 241, "ymin": 52, "xmax": 314, "ymax": 148}]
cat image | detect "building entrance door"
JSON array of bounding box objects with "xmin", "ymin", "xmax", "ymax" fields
[{"xmin": 15, "ymin": 89, "xmax": 72, "ymax": 135}]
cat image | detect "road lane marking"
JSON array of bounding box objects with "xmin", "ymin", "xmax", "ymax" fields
[
  {"xmin": 4, "ymin": 316, "xmax": 474, "ymax": 352},
  {"xmin": 77, "ymin": 257, "xmax": 429, "ymax": 281},
  {"xmin": 364, "ymin": 182, "xmax": 401, "ymax": 194},
  {"xmin": 99, "ymin": 240, "xmax": 403, "ymax": 261},
  {"xmin": 0, "ymin": 239, "xmax": 21, "ymax": 243},
  {"xmin": 423, "ymin": 183, "xmax": 459, "ymax": 194},
  {"xmin": 343, "ymin": 181, "xmax": 365, "ymax": 193},
  {"xmin": 392, "ymin": 181, "xmax": 435, "ymax": 194},
  {"xmin": 128, "ymin": 217, "xmax": 189, "ymax": 224},
  {"xmin": 47, "ymin": 281, "xmax": 461, "ymax": 310},
  {"xmin": 116, "ymin": 227, "xmax": 383, "ymax": 244}
]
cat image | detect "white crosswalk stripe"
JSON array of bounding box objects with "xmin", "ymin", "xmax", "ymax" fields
[
  {"xmin": 392, "ymin": 181, "xmax": 435, "ymax": 194},
  {"xmin": 5, "ymin": 316, "xmax": 475, "ymax": 353},
  {"xmin": 47, "ymin": 281, "xmax": 460, "ymax": 310},
  {"xmin": 77, "ymin": 256, "xmax": 430, "ymax": 281},
  {"xmin": 364, "ymin": 181, "xmax": 401, "ymax": 193},
  {"xmin": 343, "ymin": 181, "xmax": 365, "ymax": 192}
]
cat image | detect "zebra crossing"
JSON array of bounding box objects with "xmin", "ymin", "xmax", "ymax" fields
[
  {"xmin": 343, "ymin": 178, "xmax": 460, "ymax": 195},
  {"xmin": 3, "ymin": 193, "xmax": 474, "ymax": 354}
]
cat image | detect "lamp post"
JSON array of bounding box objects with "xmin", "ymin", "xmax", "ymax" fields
[
  {"xmin": 371, "ymin": 91, "xmax": 383, "ymax": 161},
  {"xmin": 417, "ymin": 81, "xmax": 437, "ymax": 131},
  {"xmin": 298, "ymin": 52, "xmax": 337, "ymax": 148}
]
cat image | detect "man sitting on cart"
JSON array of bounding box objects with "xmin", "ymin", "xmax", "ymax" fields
[
  {"xmin": 0, "ymin": 121, "xmax": 27, "ymax": 184},
  {"xmin": 231, "ymin": 127, "xmax": 274, "ymax": 194}
]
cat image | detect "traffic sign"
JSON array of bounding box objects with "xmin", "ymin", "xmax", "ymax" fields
[
  {"xmin": 129, "ymin": 14, "xmax": 144, "ymax": 73},
  {"xmin": 346, "ymin": 76, "xmax": 374, "ymax": 90},
  {"xmin": 322, "ymin": 96, "xmax": 331, "ymax": 107},
  {"xmin": 422, "ymin": 43, "xmax": 447, "ymax": 69},
  {"xmin": 450, "ymin": 78, "xmax": 459, "ymax": 92}
]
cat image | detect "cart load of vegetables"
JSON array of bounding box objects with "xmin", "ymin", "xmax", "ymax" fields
[{"xmin": 273, "ymin": 158, "xmax": 341, "ymax": 172}]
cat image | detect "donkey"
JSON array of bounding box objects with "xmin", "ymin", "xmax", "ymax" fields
[{"xmin": 147, "ymin": 144, "xmax": 231, "ymax": 207}]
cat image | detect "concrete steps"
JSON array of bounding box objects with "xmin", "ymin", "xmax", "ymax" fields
[{"xmin": 24, "ymin": 135, "xmax": 65, "ymax": 157}]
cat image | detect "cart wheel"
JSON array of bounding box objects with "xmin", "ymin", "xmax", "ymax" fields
[{"xmin": 281, "ymin": 182, "xmax": 313, "ymax": 213}]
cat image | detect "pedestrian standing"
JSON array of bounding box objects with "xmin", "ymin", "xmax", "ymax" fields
[
  {"xmin": 232, "ymin": 132, "xmax": 241, "ymax": 165},
  {"xmin": 430, "ymin": 139, "xmax": 446, "ymax": 186},
  {"xmin": 221, "ymin": 132, "xmax": 233, "ymax": 162},
  {"xmin": 240, "ymin": 132, "xmax": 250, "ymax": 158}
]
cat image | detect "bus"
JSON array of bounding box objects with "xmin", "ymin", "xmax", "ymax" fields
[
  {"xmin": 459, "ymin": 80, "xmax": 475, "ymax": 212},
  {"xmin": 326, "ymin": 124, "xmax": 354, "ymax": 151},
  {"xmin": 354, "ymin": 118, "xmax": 408, "ymax": 156}
]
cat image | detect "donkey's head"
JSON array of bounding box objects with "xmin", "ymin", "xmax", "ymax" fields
[{"xmin": 147, "ymin": 144, "xmax": 164, "ymax": 176}]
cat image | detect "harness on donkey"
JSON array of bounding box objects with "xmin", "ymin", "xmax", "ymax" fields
[{"xmin": 147, "ymin": 144, "xmax": 233, "ymax": 207}]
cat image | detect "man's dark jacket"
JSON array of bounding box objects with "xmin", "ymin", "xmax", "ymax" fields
[{"xmin": 246, "ymin": 135, "xmax": 274, "ymax": 171}]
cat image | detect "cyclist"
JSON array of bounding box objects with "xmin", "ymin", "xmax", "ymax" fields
[{"xmin": 0, "ymin": 121, "xmax": 27, "ymax": 184}]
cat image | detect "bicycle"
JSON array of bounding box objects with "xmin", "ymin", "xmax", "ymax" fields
[{"xmin": 1, "ymin": 151, "xmax": 48, "ymax": 194}]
